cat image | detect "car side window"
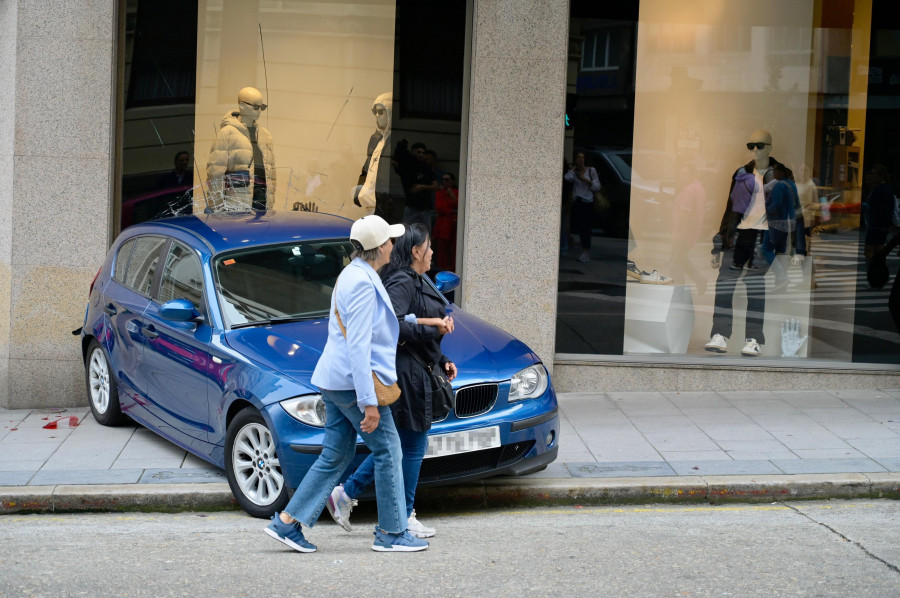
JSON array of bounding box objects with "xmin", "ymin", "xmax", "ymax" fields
[
  {"xmin": 158, "ymin": 241, "xmax": 204, "ymax": 311},
  {"xmin": 124, "ymin": 236, "xmax": 168, "ymax": 296},
  {"xmin": 114, "ymin": 239, "xmax": 135, "ymax": 282}
]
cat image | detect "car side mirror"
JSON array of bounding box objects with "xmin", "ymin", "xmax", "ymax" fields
[
  {"xmin": 159, "ymin": 298, "xmax": 203, "ymax": 323},
  {"xmin": 434, "ymin": 271, "xmax": 460, "ymax": 293}
]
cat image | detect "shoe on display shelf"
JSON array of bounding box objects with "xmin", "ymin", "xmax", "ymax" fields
[
  {"xmin": 705, "ymin": 334, "xmax": 728, "ymax": 353},
  {"xmin": 640, "ymin": 270, "xmax": 674, "ymax": 285},
  {"xmin": 741, "ymin": 338, "xmax": 761, "ymax": 357}
]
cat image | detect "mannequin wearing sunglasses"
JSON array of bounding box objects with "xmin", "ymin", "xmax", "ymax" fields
[
  {"xmin": 207, "ymin": 86, "xmax": 276, "ymax": 210},
  {"xmin": 705, "ymin": 129, "xmax": 784, "ymax": 357},
  {"xmin": 353, "ymin": 92, "xmax": 395, "ymax": 220}
]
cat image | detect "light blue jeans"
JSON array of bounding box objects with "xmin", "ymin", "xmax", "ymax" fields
[
  {"xmin": 343, "ymin": 427, "xmax": 428, "ymax": 519},
  {"xmin": 282, "ymin": 389, "xmax": 406, "ymax": 534}
]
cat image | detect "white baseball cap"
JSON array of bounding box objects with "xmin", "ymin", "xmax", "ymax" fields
[{"xmin": 350, "ymin": 215, "xmax": 405, "ymax": 251}]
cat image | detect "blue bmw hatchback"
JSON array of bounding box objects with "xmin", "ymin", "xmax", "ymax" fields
[{"xmin": 80, "ymin": 211, "xmax": 559, "ymax": 517}]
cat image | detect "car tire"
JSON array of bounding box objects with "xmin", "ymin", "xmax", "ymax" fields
[
  {"xmin": 84, "ymin": 340, "xmax": 129, "ymax": 426},
  {"xmin": 225, "ymin": 408, "xmax": 289, "ymax": 519}
]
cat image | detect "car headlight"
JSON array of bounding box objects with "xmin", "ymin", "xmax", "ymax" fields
[
  {"xmin": 280, "ymin": 395, "xmax": 326, "ymax": 427},
  {"xmin": 509, "ymin": 364, "xmax": 548, "ymax": 401}
]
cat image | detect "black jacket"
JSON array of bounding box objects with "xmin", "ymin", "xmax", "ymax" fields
[
  {"xmin": 713, "ymin": 156, "xmax": 783, "ymax": 253},
  {"xmin": 382, "ymin": 267, "xmax": 450, "ymax": 432}
]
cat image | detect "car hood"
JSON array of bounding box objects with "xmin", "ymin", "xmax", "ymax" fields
[{"xmin": 223, "ymin": 308, "xmax": 539, "ymax": 388}]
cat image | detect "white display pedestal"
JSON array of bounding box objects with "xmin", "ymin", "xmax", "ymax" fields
[{"xmin": 624, "ymin": 283, "xmax": 695, "ymax": 354}]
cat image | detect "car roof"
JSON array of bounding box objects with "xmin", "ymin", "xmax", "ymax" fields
[{"xmin": 125, "ymin": 211, "xmax": 354, "ymax": 255}]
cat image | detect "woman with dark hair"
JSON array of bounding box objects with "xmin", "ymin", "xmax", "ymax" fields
[
  {"xmin": 564, "ymin": 152, "xmax": 601, "ymax": 262},
  {"xmin": 263, "ymin": 215, "xmax": 428, "ymax": 553},
  {"xmin": 326, "ymin": 223, "xmax": 458, "ymax": 539}
]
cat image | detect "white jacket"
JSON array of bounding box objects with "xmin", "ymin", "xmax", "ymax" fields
[{"xmin": 207, "ymin": 112, "xmax": 276, "ymax": 198}]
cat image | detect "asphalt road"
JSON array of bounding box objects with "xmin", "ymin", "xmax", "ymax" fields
[{"xmin": 2, "ymin": 500, "xmax": 899, "ymax": 597}]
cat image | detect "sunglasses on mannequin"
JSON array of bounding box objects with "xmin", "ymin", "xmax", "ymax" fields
[
  {"xmin": 746, "ymin": 142, "xmax": 770, "ymax": 150},
  {"xmin": 240, "ymin": 101, "xmax": 268, "ymax": 111},
  {"xmin": 372, "ymin": 107, "xmax": 387, "ymax": 116}
]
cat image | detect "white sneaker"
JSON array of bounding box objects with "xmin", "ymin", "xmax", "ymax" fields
[
  {"xmin": 640, "ymin": 270, "xmax": 674, "ymax": 285},
  {"xmin": 407, "ymin": 510, "xmax": 435, "ymax": 539},
  {"xmin": 326, "ymin": 484, "xmax": 357, "ymax": 532},
  {"xmin": 626, "ymin": 260, "xmax": 645, "ymax": 281},
  {"xmin": 741, "ymin": 338, "xmax": 761, "ymax": 357},
  {"xmin": 705, "ymin": 334, "xmax": 728, "ymax": 353}
]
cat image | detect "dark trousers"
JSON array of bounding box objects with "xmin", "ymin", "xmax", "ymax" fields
[
  {"xmin": 732, "ymin": 229, "xmax": 760, "ymax": 267},
  {"xmin": 710, "ymin": 243, "xmax": 770, "ymax": 344},
  {"xmin": 571, "ymin": 198, "xmax": 594, "ymax": 250}
]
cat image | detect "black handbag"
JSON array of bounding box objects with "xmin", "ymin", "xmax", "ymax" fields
[{"xmin": 402, "ymin": 344, "xmax": 454, "ymax": 419}]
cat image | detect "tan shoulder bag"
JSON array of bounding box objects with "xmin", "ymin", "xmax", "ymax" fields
[{"xmin": 333, "ymin": 308, "xmax": 401, "ymax": 406}]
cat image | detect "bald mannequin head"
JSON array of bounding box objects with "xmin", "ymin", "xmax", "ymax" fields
[
  {"xmin": 747, "ymin": 129, "xmax": 773, "ymax": 170},
  {"xmin": 237, "ymin": 87, "xmax": 266, "ymax": 124}
]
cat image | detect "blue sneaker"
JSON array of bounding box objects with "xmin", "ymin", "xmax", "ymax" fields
[
  {"xmin": 372, "ymin": 527, "xmax": 429, "ymax": 552},
  {"xmin": 265, "ymin": 513, "xmax": 317, "ymax": 553}
]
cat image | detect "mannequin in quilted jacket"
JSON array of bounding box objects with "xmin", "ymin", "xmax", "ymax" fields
[{"xmin": 207, "ymin": 87, "xmax": 276, "ymax": 210}]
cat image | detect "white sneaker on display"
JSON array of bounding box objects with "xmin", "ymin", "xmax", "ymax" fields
[
  {"xmin": 407, "ymin": 510, "xmax": 435, "ymax": 539},
  {"xmin": 626, "ymin": 260, "xmax": 645, "ymax": 281},
  {"xmin": 705, "ymin": 334, "xmax": 728, "ymax": 353},
  {"xmin": 640, "ymin": 270, "xmax": 674, "ymax": 285},
  {"xmin": 741, "ymin": 338, "xmax": 761, "ymax": 357}
]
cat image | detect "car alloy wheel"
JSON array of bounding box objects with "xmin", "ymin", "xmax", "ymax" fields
[
  {"xmin": 84, "ymin": 340, "xmax": 128, "ymax": 426},
  {"xmin": 225, "ymin": 409, "xmax": 288, "ymax": 518},
  {"xmin": 88, "ymin": 349, "xmax": 110, "ymax": 414}
]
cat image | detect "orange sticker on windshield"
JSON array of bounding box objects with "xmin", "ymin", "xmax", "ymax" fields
[{"xmin": 223, "ymin": 259, "xmax": 236, "ymax": 266}]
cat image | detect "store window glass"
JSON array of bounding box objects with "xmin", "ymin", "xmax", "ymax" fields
[
  {"xmin": 118, "ymin": 0, "xmax": 466, "ymax": 276},
  {"xmin": 558, "ymin": 0, "xmax": 900, "ymax": 367}
]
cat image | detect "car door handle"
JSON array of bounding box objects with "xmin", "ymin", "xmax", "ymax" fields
[
  {"xmin": 103, "ymin": 303, "xmax": 117, "ymax": 316},
  {"xmin": 142, "ymin": 325, "xmax": 159, "ymax": 340}
]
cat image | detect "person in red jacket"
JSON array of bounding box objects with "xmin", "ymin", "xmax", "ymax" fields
[{"xmin": 433, "ymin": 173, "xmax": 459, "ymax": 271}]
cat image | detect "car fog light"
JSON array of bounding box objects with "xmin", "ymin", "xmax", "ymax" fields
[{"xmin": 545, "ymin": 431, "xmax": 555, "ymax": 446}]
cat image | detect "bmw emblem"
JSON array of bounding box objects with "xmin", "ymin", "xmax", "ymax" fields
[{"xmin": 257, "ymin": 458, "xmax": 265, "ymax": 469}]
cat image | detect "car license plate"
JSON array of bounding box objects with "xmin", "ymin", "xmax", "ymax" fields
[{"xmin": 424, "ymin": 426, "xmax": 501, "ymax": 459}]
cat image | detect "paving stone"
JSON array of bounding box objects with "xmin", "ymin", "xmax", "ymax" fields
[
  {"xmin": 0, "ymin": 442, "xmax": 61, "ymax": 462},
  {"xmin": 566, "ymin": 461, "xmax": 676, "ymax": 478},
  {"xmin": 0, "ymin": 472, "xmax": 35, "ymax": 485},
  {"xmin": 873, "ymin": 457, "xmax": 900, "ymax": 472},
  {"xmin": 772, "ymin": 458, "xmax": 886, "ymax": 475},
  {"xmin": 139, "ymin": 468, "xmax": 226, "ymax": 484},
  {"xmin": 30, "ymin": 469, "xmax": 143, "ymax": 485},
  {"xmin": 659, "ymin": 450, "xmax": 730, "ymax": 462},
  {"xmin": 670, "ymin": 460, "xmax": 782, "ymax": 476},
  {"xmin": 846, "ymin": 438, "xmax": 900, "ymax": 458}
]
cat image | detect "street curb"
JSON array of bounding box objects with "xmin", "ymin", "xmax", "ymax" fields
[
  {"xmin": 0, "ymin": 484, "xmax": 236, "ymax": 515},
  {"xmin": 2, "ymin": 473, "xmax": 899, "ymax": 515}
]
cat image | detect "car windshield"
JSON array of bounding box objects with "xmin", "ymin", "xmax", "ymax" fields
[{"xmin": 214, "ymin": 240, "xmax": 353, "ymax": 327}]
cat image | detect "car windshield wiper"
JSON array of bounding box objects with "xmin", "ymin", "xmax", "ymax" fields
[{"xmin": 230, "ymin": 314, "xmax": 320, "ymax": 329}]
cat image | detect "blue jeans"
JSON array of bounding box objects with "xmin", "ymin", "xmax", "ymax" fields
[
  {"xmin": 343, "ymin": 427, "xmax": 428, "ymax": 519},
  {"xmin": 282, "ymin": 389, "xmax": 406, "ymax": 534}
]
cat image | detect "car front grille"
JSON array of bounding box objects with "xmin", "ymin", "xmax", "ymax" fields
[
  {"xmin": 418, "ymin": 440, "xmax": 535, "ymax": 482},
  {"xmin": 454, "ymin": 384, "xmax": 498, "ymax": 418}
]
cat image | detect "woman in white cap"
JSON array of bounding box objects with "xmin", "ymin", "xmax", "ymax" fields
[{"xmin": 264, "ymin": 215, "xmax": 428, "ymax": 553}]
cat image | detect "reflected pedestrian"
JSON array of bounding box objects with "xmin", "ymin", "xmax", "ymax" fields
[{"xmin": 564, "ymin": 152, "xmax": 601, "ymax": 263}]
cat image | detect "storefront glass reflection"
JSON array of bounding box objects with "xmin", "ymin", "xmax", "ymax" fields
[
  {"xmin": 119, "ymin": 0, "xmax": 466, "ymax": 275},
  {"xmin": 558, "ymin": 0, "xmax": 900, "ymax": 366}
]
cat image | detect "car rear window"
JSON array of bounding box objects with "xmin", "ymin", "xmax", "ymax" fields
[{"xmin": 215, "ymin": 240, "xmax": 353, "ymax": 326}]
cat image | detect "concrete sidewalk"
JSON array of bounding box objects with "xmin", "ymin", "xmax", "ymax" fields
[{"xmin": 3, "ymin": 389, "xmax": 900, "ymax": 515}]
